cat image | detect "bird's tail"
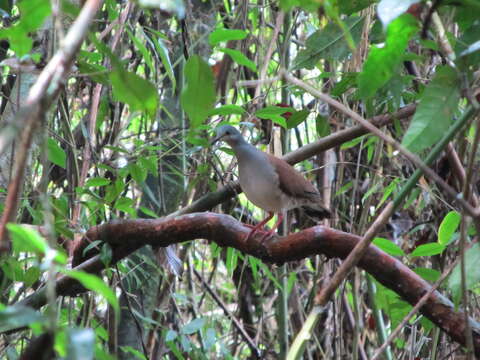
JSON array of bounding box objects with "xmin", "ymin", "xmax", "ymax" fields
[{"xmin": 302, "ymin": 204, "xmax": 331, "ymax": 220}]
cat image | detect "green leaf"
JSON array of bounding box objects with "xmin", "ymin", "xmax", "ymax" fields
[
  {"xmin": 8, "ymin": 223, "xmax": 47, "ymax": 254},
  {"xmin": 181, "ymin": 318, "xmax": 205, "ymax": 335},
  {"xmin": 0, "ymin": 305, "xmax": 44, "ymax": 332},
  {"xmin": 448, "ymin": 243, "xmax": 480, "ymax": 303},
  {"xmin": 47, "ymin": 138, "xmax": 66, "ymax": 169},
  {"xmin": 358, "ymin": 14, "xmax": 418, "ymax": 99},
  {"xmin": 219, "ymin": 48, "xmax": 257, "ymax": 72},
  {"xmin": 63, "ymin": 269, "xmax": 119, "ymax": 314},
  {"xmin": 410, "ymin": 243, "xmax": 445, "ymax": 257},
  {"xmin": 373, "ymin": 237, "xmax": 406, "ymax": 256},
  {"xmin": 401, "ymin": 66, "xmax": 460, "ymax": 153},
  {"xmin": 293, "ymin": 17, "xmax": 364, "ymax": 70},
  {"xmin": 377, "ymin": 0, "xmax": 420, "ymax": 27},
  {"xmin": 181, "ymin": 55, "xmax": 216, "ymax": 128},
  {"xmin": 152, "ymin": 35, "xmax": 176, "ymax": 92},
  {"xmin": 208, "ymin": 104, "xmax": 246, "ymax": 116},
  {"xmin": 0, "ymin": 0, "xmax": 51, "ymax": 56},
  {"xmin": 339, "ymin": 0, "xmax": 376, "ymax": 15},
  {"xmin": 209, "ymin": 28, "xmax": 247, "ymax": 46},
  {"xmin": 126, "ymin": 27, "xmax": 154, "ymax": 75},
  {"xmin": 128, "ymin": 163, "xmax": 148, "ymax": 183},
  {"xmin": 438, "ymin": 211, "xmax": 461, "ymax": 246},
  {"xmin": 255, "ymin": 106, "xmax": 295, "ymax": 129},
  {"xmin": 110, "ymin": 69, "xmax": 158, "ymax": 117},
  {"xmin": 287, "ymin": 109, "xmax": 310, "ymax": 129},
  {"xmin": 315, "ymin": 114, "xmax": 331, "ymax": 137},
  {"xmin": 85, "ymin": 177, "xmax": 111, "ymax": 187},
  {"xmin": 413, "ymin": 267, "xmax": 441, "ymax": 282},
  {"xmin": 165, "ymin": 329, "xmax": 178, "ymax": 342}
]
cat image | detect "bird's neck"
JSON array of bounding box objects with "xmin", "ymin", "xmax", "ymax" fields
[{"xmin": 232, "ymin": 142, "xmax": 260, "ymax": 162}]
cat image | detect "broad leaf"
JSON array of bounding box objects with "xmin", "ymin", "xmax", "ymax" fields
[
  {"xmin": 85, "ymin": 177, "xmax": 111, "ymax": 187},
  {"xmin": 448, "ymin": 243, "xmax": 480, "ymax": 304},
  {"xmin": 401, "ymin": 66, "xmax": 460, "ymax": 153},
  {"xmin": 357, "ymin": 14, "xmax": 418, "ymax": 99},
  {"xmin": 47, "ymin": 138, "xmax": 66, "ymax": 169},
  {"xmin": 208, "ymin": 105, "xmax": 246, "ymax": 116},
  {"xmin": 438, "ymin": 211, "xmax": 461, "ymax": 246},
  {"xmin": 181, "ymin": 318, "xmax": 205, "ymax": 335},
  {"xmin": 373, "ymin": 237, "xmax": 406, "ymax": 256},
  {"xmin": 293, "ymin": 16, "xmax": 364, "ymax": 70},
  {"xmin": 181, "ymin": 55, "xmax": 216, "ymax": 128},
  {"xmin": 63, "ymin": 270, "xmax": 119, "ymax": 315},
  {"xmin": 410, "ymin": 243, "xmax": 445, "ymax": 257},
  {"xmin": 219, "ymin": 48, "xmax": 257, "ymax": 72},
  {"xmin": 209, "ymin": 29, "xmax": 247, "ymax": 46},
  {"xmin": 0, "ymin": 305, "xmax": 44, "ymax": 332},
  {"xmin": 110, "ymin": 69, "xmax": 158, "ymax": 117},
  {"xmin": 255, "ymin": 106, "xmax": 295, "ymax": 129}
]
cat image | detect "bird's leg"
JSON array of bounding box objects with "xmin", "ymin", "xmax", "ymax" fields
[
  {"xmin": 245, "ymin": 212, "xmax": 274, "ymax": 242},
  {"xmin": 260, "ymin": 213, "xmax": 284, "ymax": 243}
]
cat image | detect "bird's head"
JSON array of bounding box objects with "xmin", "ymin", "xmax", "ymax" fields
[{"xmin": 210, "ymin": 125, "xmax": 244, "ymax": 147}]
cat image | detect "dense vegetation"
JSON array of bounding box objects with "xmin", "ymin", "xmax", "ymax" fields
[{"xmin": 0, "ymin": 0, "xmax": 479, "ymax": 359}]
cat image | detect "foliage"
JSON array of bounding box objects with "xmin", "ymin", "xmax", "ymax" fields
[{"xmin": 0, "ymin": 0, "xmax": 480, "ymax": 359}]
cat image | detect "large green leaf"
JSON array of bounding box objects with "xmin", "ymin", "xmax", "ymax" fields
[
  {"xmin": 438, "ymin": 211, "xmax": 461, "ymax": 246},
  {"xmin": 339, "ymin": 0, "xmax": 376, "ymax": 15},
  {"xmin": 401, "ymin": 66, "xmax": 460, "ymax": 153},
  {"xmin": 0, "ymin": 0, "xmax": 51, "ymax": 56},
  {"xmin": 110, "ymin": 69, "xmax": 158, "ymax": 117},
  {"xmin": 63, "ymin": 270, "xmax": 119, "ymax": 315},
  {"xmin": 255, "ymin": 105, "xmax": 295, "ymax": 129},
  {"xmin": 209, "ymin": 29, "xmax": 247, "ymax": 46},
  {"xmin": 357, "ymin": 14, "xmax": 418, "ymax": 99},
  {"xmin": 0, "ymin": 305, "xmax": 44, "ymax": 332},
  {"xmin": 47, "ymin": 138, "xmax": 66, "ymax": 169},
  {"xmin": 7, "ymin": 224, "xmax": 67, "ymax": 264},
  {"xmin": 448, "ymin": 243, "xmax": 480, "ymax": 304},
  {"xmin": 180, "ymin": 55, "xmax": 216, "ymax": 128},
  {"xmin": 219, "ymin": 48, "xmax": 257, "ymax": 72},
  {"xmin": 292, "ymin": 16, "xmax": 364, "ymax": 70}
]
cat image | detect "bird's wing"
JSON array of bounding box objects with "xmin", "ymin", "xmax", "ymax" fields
[{"xmin": 266, "ymin": 153, "xmax": 320, "ymax": 200}]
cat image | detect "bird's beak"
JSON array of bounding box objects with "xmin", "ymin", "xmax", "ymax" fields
[{"xmin": 210, "ymin": 134, "xmax": 223, "ymax": 145}]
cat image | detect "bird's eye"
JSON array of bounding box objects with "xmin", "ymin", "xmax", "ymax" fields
[{"xmin": 225, "ymin": 131, "xmax": 230, "ymax": 135}]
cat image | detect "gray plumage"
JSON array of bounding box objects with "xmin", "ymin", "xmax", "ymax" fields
[{"xmin": 212, "ymin": 125, "xmax": 330, "ymax": 219}]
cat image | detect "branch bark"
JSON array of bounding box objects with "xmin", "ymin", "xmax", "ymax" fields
[{"xmin": 13, "ymin": 213, "xmax": 480, "ymax": 356}]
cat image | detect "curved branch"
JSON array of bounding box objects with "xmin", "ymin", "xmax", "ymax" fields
[{"xmin": 14, "ymin": 213, "xmax": 480, "ymax": 356}]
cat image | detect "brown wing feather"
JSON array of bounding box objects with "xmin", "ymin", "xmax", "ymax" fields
[{"xmin": 266, "ymin": 154, "xmax": 319, "ymax": 200}]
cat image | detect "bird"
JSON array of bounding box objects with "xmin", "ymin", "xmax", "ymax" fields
[{"xmin": 211, "ymin": 124, "xmax": 330, "ymax": 241}]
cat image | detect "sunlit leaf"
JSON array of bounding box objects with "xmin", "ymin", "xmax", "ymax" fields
[
  {"xmin": 63, "ymin": 270, "xmax": 119, "ymax": 315},
  {"xmin": 47, "ymin": 138, "xmax": 66, "ymax": 169},
  {"xmin": 110, "ymin": 69, "xmax": 158, "ymax": 117},
  {"xmin": 293, "ymin": 17, "xmax": 364, "ymax": 70},
  {"xmin": 0, "ymin": 305, "xmax": 44, "ymax": 332},
  {"xmin": 438, "ymin": 211, "xmax": 461, "ymax": 246},
  {"xmin": 219, "ymin": 48, "xmax": 257, "ymax": 72},
  {"xmin": 410, "ymin": 243, "xmax": 445, "ymax": 257},
  {"xmin": 181, "ymin": 55, "xmax": 216, "ymax": 128},
  {"xmin": 358, "ymin": 14, "xmax": 418, "ymax": 98},
  {"xmin": 401, "ymin": 66, "xmax": 460, "ymax": 153},
  {"xmin": 373, "ymin": 237, "xmax": 406, "ymax": 256},
  {"xmin": 209, "ymin": 28, "xmax": 247, "ymax": 46},
  {"xmin": 448, "ymin": 243, "xmax": 480, "ymax": 304}
]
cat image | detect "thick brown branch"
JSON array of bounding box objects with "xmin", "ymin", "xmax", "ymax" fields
[{"xmin": 14, "ymin": 213, "xmax": 480, "ymax": 356}]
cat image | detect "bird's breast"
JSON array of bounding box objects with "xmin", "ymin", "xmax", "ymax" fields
[{"xmin": 237, "ymin": 153, "xmax": 289, "ymax": 212}]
